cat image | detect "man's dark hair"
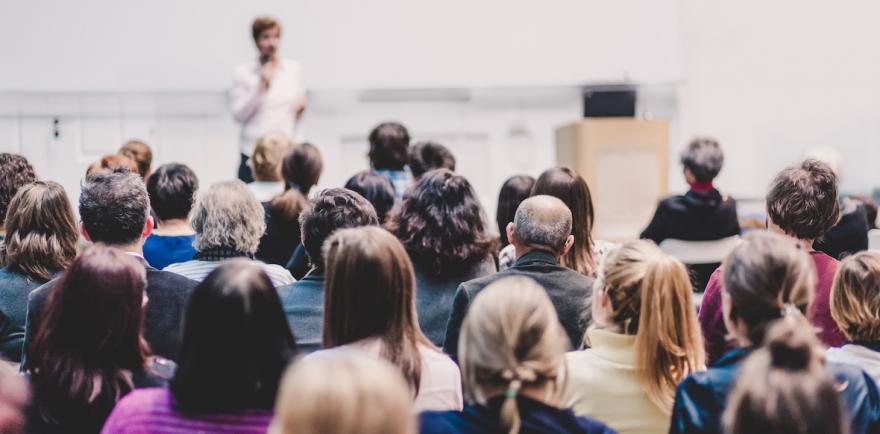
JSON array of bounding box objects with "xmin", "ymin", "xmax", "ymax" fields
[
  {"xmin": 299, "ymin": 188, "xmax": 379, "ymax": 271},
  {"xmin": 766, "ymin": 159, "xmax": 840, "ymax": 241},
  {"xmin": 408, "ymin": 141, "xmax": 456, "ymax": 178},
  {"xmin": 79, "ymin": 169, "xmax": 149, "ymax": 245},
  {"xmin": 344, "ymin": 170, "xmax": 395, "ymax": 223},
  {"xmin": 147, "ymin": 163, "xmax": 199, "ymax": 221},
  {"xmin": 0, "ymin": 153, "xmax": 36, "ymax": 227},
  {"xmin": 368, "ymin": 122, "xmax": 410, "ymax": 171},
  {"xmin": 681, "ymin": 137, "xmax": 724, "ymax": 182}
]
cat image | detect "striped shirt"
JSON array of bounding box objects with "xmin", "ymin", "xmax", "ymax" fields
[
  {"xmin": 101, "ymin": 388, "xmax": 271, "ymax": 434},
  {"xmin": 164, "ymin": 259, "xmax": 294, "ymax": 287}
]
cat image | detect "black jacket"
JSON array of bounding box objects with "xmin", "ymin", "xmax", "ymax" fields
[
  {"xmin": 640, "ymin": 189, "xmax": 740, "ymax": 245},
  {"xmin": 442, "ymin": 250, "xmax": 593, "ymax": 357},
  {"xmin": 815, "ymin": 199, "xmax": 869, "ymax": 260}
]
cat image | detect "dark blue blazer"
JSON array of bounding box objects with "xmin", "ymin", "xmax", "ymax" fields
[{"xmin": 277, "ymin": 269, "xmax": 324, "ymax": 354}]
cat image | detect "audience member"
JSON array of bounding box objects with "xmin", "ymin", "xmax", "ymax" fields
[
  {"xmin": 670, "ymin": 231, "xmax": 880, "ymax": 434},
  {"xmin": 276, "ymin": 188, "xmax": 379, "ymax": 353},
  {"xmin": 722, "ymin": 318, "xmax": 847, "ymax": 434},
  {"xmin": 85, "ymin": 154, "xmax": 139, "ymax": 178},
  {"xmin": 257, "ymin": 141, "xmax": 322, "ymax": 266},
  {"xmin": 850, "ymin": 195, "xmax": 878, "ymax": 230},
  {"xmin": 565, "ymin": 241, "xmax": 704, "ymax": 434},
  {"xmin": 420, "ymin": 277, "xmax": 615, "ymax": 434},
  {"xmin": 444, "ymin": 195, "xmax": 593, "ymax": 357},
  {"xmin": 700, "ymin": 159, "xmax": 847, "ymax": 363},
  {"xmin": 0, "ymin": 154, "xmax": 36, "ymax": 241},
  {"xmin": 808, "ymin": 147, "xmax": 870, "ymax": 259},
  {"xmin": 313, "ymin": 226, "xmax": 462, "ymax": 411},
  {"xmin": 496, "ymin": 175, "xmax": 535, "ymax": 249},
  {"xmin": 271, "ymin": 352, "xmax": 416, "ymax": 434},
  {"xmin": 164, "ymin": 180, "xmax": 294, "ymax": 286},
  {"xmin": 0, "ymin": 182, "xmax": 77, "ymax": 362},
  {"xmin": 143, "ymin": 163, "xmax": 199, "ymax": 270},
  {"xmin": 386, "ymin": 169, "xmax": 497, "ymax": 346},
  {"xmin": 345, "ymin": 170, "xmax": 396, "ymax": 223},
  {"xmin": 828, "ymin": 251, "xmax": 880, "ymax": 382},
  {"xmin": 25, "ymin": 246, "xmax": 172, "ymax": 433},
  {"xmin": 408, "ymin": 141, "xmax": 456, "ymax": 179},
  {"xmin": 369, "ymin": 122, "xmax": 412, "ymax": 199},
  {"xmin": 101, "ymin": 260, "xmax": 296, "ymax": 433},
  {"xmin": 118, "ymin": 139, "xmax": 153, "ymax": 180},
  {"xmin": 247, "ymin": 132, "xmax": 292, "ymax": 202}
]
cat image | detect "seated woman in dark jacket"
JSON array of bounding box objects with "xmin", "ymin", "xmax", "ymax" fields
[{"xmin": 669, "ymin": 231, "xmax": 880, "ymax": 434}]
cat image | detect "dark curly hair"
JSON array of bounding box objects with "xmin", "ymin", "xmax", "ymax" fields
[
  {"xmin": 0, "ymin": 153, "xmax": 36, "ymax": 227},
  {"xmin": 386, "ymin": 169, "xmax": 497, "ymax": 276},
  {"xmin": 299, "ymin": 188, "xmax": 379, "ymax": 271},
  {"xmin": 766, "ymin": 159, "xmax": 840, "ymax": 241}
]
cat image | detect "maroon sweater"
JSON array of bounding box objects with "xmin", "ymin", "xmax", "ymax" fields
[{"xmin": 699, "ymin": 251, "xmax": 847, "ymax": 364}]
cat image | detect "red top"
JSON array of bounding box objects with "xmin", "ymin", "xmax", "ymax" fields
[{"xmin": 688, "ymin": 181, "xmax": 715, "ymax": 193}]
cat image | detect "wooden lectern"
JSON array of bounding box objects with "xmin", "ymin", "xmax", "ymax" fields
[{"xmin": 555, "ymin": 118, "xmax": 669, "ymax": 242}]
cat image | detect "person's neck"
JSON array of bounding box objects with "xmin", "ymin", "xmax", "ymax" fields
[
  {"xmin": 104, "ymin": 241, "xmax": 144, "ymax": 256},
  {"xmin": 154, "ymin": 218, "xmax": 194, "ymax": 236},
  {"xmin": 513, "ymin": 245, "xmax": 558, "ymax": 262},
  {"xmin": 254, "ymin": 178, "xmax": 283, "ymax": 183},
  {"xmin": 485, "ymin": 383, "xmax": 557, "ymax": 406},
  {"xmin": 688, "ymin": 180, "xmax": 714, "ymax": 193}
]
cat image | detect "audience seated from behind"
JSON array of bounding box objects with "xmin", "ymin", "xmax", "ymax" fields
[
  {"xmin": 247, "ymin": 132, "xmax": 292, "ymax": 203},
  {"xmin": 272, "ymin": 352, "xmax": 416, "ymax": 434},
  {"xmin": 345, "ymin": 170, "xmax": 396, "ymax": 223},
  {"xmin": 310, "ymin": 226, "xmax": 462, "ymax": 411},
  {"xmin": 164, "ymin": 180, "xmax": 294, "ymax": 286},
  {"xmin": 257, "ymin": 141, "xmax": 322, "ymax": 267},
  {"xmin": 807, "ymin": 147, "xmax": 870, "ymax": 260},
  {"xmin": 566, "ymin": 241, "xmax": 705, "ymax": 434},
  {"xmin": 408, "ymin": 141, "xmax": 456, "ymax": 180},
  {"xmin": 722, "ymin": 318, "xmax": 848, "ymax": 434},
  {"xmin": 118, "ymin": 139, "xmax": 153, "ymax": 181},
  {"xmin": 386, "ymin": 169, "xmax": 497, "ymax": 347},
  {"xmin": 275, "ymin": 188, "xmax": 379, "ymax": 353},
  {"xmin": 102, "ymin": 260, "xmax": 296, "ymax": 433},
  {"xmin": 0, "ymin": 153, "xmax": 36, "ymax": 243},
  {"xmin": 143, "ymin": 163, "xmax": 199, "ymax": 270},
  {"xmin": 0, "ymin": 182, "xmax": 78, "ymax": 363},
  {"xmin": 23, "ymin": 170, "xmax": 197, "ymax": 363},
  {"xmin": 498, "ymin": 167, "xmax": 610, "ymax": 276},
  {"xmin": 420, "ymin": 277, "xmax": 616, "ymax": 434},
  {"xmin": 828, "ymin": 251, "xmax": 880, "ymax": 382},
  {"xmin": 25, "ymin": 246, "xmax": 173, "ymax": 433},
  {"xmin": 640, "ymin": 137, "xmax": 740, "ymax": 245},
  {"xmin": 670, "ymin": 231, "xmax": 880, "ymax": 434},
  {"xmin": 496, "ymin": 175, "xmax": 536, "ymax": 251},
  {"xmin": 444, "ymin": 195, "xmax": 593, "ymax": 357},
  {"xmin": 700, "ymin": 159, "xmax": 848, "ymax": 363},
  {"xmin": 369, "ymin": 122, "xmax": 413, "ymax": 200}
]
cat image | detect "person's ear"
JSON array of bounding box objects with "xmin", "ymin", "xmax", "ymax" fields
[
  {"xmin": 141, "ymin": 215, "xmax": 154, "ymax": 240},
  {"xmin": 560, "ymin": 235, "xmax": 575, "ymax": 256},
  {"xmin": 79, "ymin": 222, "xmax": 91, "ymax": 242},
  {"xmin": 506, "ymin": 223, "xmax": 516, "ymax": 247}
]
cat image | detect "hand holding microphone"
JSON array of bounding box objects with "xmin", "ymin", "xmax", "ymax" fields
[{"xmin": 259, "ymin": 54, "xmax": 275, "ymax": 91}]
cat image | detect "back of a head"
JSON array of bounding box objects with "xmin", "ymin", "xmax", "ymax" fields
[
  {"xmin": 597, "ymin": 240, "xmax": 704, "ymax": 412},
  {"xmin": 299, "ymin": 188, "xmax": 378, "ymax": 271},
  {"xmin": 251, "ymin": 133, "xmax": 293, "ymax": 182},
  {"xmin": 86, "ymin": 154, "xmax": 139, "ymax": 178},
  {"xmin": 2, "ymin": 181, "xmax": 78, "ymax": 281},
  {"xmin": 271, "ymin": 352, "xmax": 415, "ymax": 434},
  {"xmin": 281, "ymin": 142, "xmax": 323, "ymax": 195},
  {"xmin": 118, "ymin": 139, "xmax": 153, "ymax": 179},
  {"xmin": 172, "ymin": 260, "xmax": 296, "ymax": 413},
  {"xmin": 680, "ymin": 137, "xmax": 724, "ymax": 182},
  {"xmin": 722, "ymin": 317, "xmax": 846, "ymax": 434},
  {"xmin": 831, "ymin": 251, "xmax": 880, "ymax": 342},
  {"xmin": 191, "ymin": 180, "xmax": 265, "ymax": 253},
  {"xmin": 722, "ymin": 231, "xmax": 816, "ymax": 345},
  {"xmin": 344, "ymin": 171, "xmax": 395, "ymax": 223},
  {"xmin": 368, "ymin": 122, "xmax": 410, "ymax": 171},
  {"xmin": 459, "ymin": 276, "xmax": 567, "ymax": 434},
  {"xmin": 408, "ymin": 141, "xmax": 456, "ymax": 178},
  {"xmin": 0, "ymin": 153, "xmax": 36, "ymax": 228},
  {"xmin": 533, "ymin": 167, "xmax": 596, "ymax": 275},
  {"xmin": 512, "ymin": 195, "xmax": 572, "ymax": 255},
  {"xmin": 497, "ymin": 175, "xmax": 535, "ymax": 248},
  {"xmin": 79, "ymin": 169, "xmax": 149, "ymax": 246},
  {"xmin": 386, "ymin": 169, "xmax": 496, "ymax": 275},
  {"xmin": 146, "ymin": 163, "xmax": 199, "ymax": 222},
  {"xmin": 767, "ymin": 159, "xmax": 840, "ymax": 241}
]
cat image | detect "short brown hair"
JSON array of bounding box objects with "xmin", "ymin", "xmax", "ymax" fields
[
  {"xmin": 118, "ymin": 140, "xmax": 153, "ymax": 179},
  {"xmin": 0, "ymin": 154, "xmax": 36, "ymax": 228},
  {"xmin": 766, "ymin": 159, "xmax": 840, "ymax": 241},
  {"xmin": 86, "ymin": 154, "xmax": 139, "ymax": 179},
  {"xmin": 252, "ymin": 16, "xmax": 280, "ymax": 41},
  {"xmin": 830, "ymin": 251, "xmax": 880, "ymax": 342}
]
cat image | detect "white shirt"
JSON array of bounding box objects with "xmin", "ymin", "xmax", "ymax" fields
[
  {"xmin": 826, "ymin": 344, "xmax": 880, "ymax": 384},
  {"xmin": 229, "ymin": 58, "xmax": 305, "ymax": 156},
  {"xmin": 164, "ymin": 259, "xmax": 294, "ymax": 287},
  {"xmin": 247, "ymin": 181, "xmax": 285, "ymax": 203}
]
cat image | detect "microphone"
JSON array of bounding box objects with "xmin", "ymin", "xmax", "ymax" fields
[{"xmin": 260, "ymin": 54, "xmax": 272, "ymax": 88}]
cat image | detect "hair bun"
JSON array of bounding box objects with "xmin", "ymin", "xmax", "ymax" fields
[{"xmin": 762, "ymin": 317, "xmax": 819, "ymax": 371}]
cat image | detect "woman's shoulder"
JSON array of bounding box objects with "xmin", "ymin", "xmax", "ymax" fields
[{"xmin": 112, "ymin": 387, "xmax": 172, "ymax": 415}]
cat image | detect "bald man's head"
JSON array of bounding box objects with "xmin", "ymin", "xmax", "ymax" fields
[{"xmin": 510, "ymin": 195, "xmax": 573, "ymax": 254}]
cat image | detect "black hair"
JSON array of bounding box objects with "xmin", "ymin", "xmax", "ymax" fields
[
  {"xmin": 344, "ymin": 170, "xmax": 396, "ymax": 223},
  {"xmin": 146, "ymin": 163, "xmax": 199, "ymax": 221},
  {"xmin": 496, "ymin": 175, "xmax": 535, "ymax": 248},
  {"xmin": 408, "ymin": 141, "xmax": 455, "ymax": 178},
  {"xmin": 79, "ymin": 169, "xmax": 149, "ymax": 245},
  {"xmin": 299, "ymin": 188, "xmax": 379, "ymax": 271},
  {"xmin": 368, "ymin": 122, "xmax": 410, "ymax": 171}
]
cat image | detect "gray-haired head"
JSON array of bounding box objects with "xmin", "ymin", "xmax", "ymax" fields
[
  {"xmin": 79, "ymin": 168, "xmax": 150, "ymax": 246},
  {"xmin": 191, "ymin": 180, "xmax": 266, "ymax": 253},
  {"xmin": 511, "ymin": 195, "xmax": 572, "ymax": 254},
  {"xmin": 681, "ymin": 137, "xmax": 724, "ymax": 182}
]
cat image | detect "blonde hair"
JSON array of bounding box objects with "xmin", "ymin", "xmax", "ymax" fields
[
  {"xmin": 596, "ymin": 240, "xmax": 705, "ymax": 413},
  {"xmin": 459, "ymin": 276, "xmax": 568, "ymax": 434},
  {"xmin": 831, "ymin": 251, "xmax": 880, "ymax": 342},
  {"xmin": 270, "ymin": 352, "xmax": 415, "ymax": 434},
  {"xmin": 251, "ymin": 133, "xmax": 292, "ymax": 181}
]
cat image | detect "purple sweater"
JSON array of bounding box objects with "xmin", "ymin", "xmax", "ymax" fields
[{"xmin": 100, "ymin": 388, "xmax": 272, "ymax": 434}]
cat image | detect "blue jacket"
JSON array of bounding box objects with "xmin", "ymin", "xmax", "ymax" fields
[
  {"xmin": 277, "ymin": 269, "xmax": 324, "ymax": 354},
  {"xmin": 669, "ymin": 347, "xmax": 880, "ymax": 434}
]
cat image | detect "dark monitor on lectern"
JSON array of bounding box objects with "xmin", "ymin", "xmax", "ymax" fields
[{"xmin": 583, "ymin": 86, "xmax": 636, "ymax": 118}]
